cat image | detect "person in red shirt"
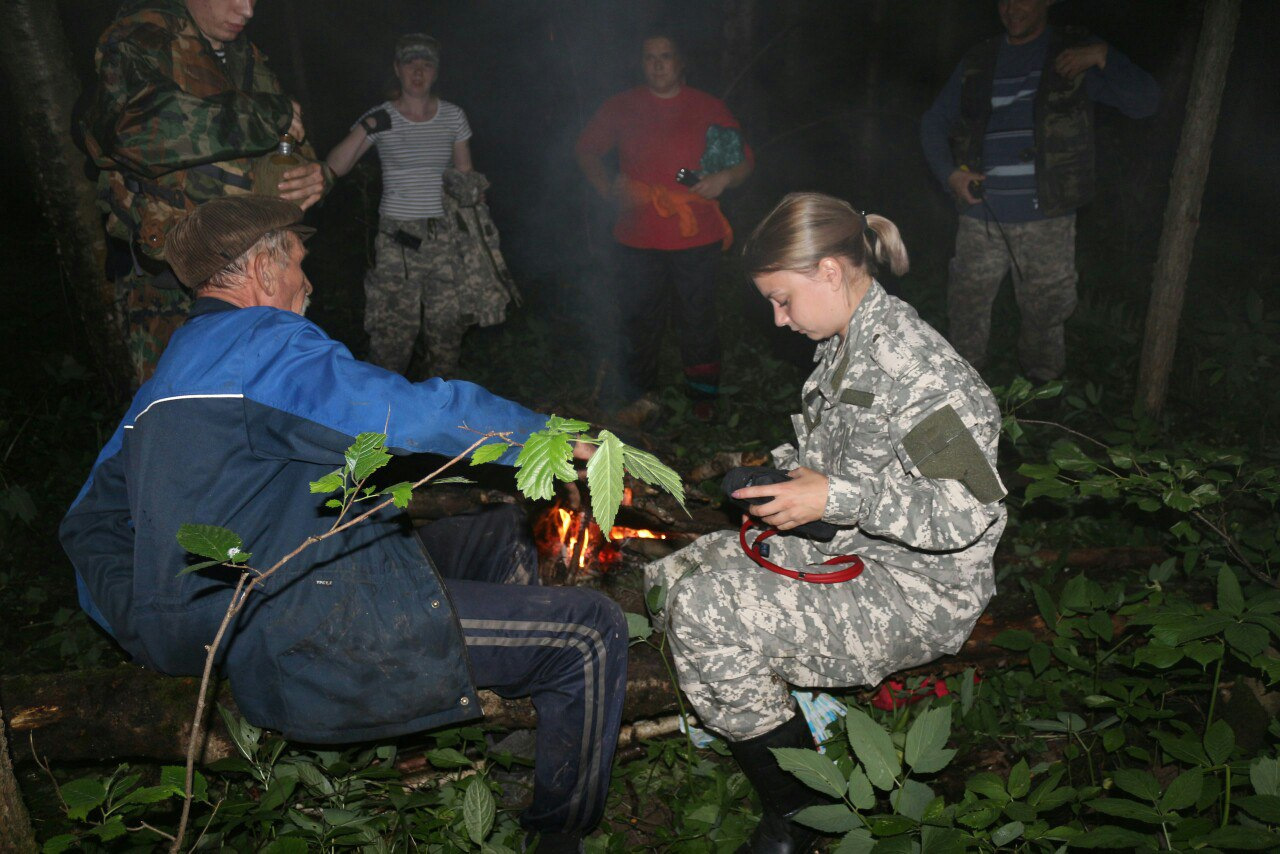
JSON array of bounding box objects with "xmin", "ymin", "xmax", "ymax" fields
[{"xmin": 576, "ymin": 33, "xmax": 753, "ymax": 422}]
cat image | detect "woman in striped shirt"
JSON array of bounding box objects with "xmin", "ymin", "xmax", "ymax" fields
[{"xmin": 327, "ymin": 33, "xmax": 476, "ymax": 379}]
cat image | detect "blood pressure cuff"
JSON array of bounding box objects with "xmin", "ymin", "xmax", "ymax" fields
[{"xmin": 901, "ymin": 405, "xmax": 1006, "ymax": 504}]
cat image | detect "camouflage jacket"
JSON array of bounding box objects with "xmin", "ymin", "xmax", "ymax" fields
[
  {"xmin": 80, "ymin": 0, "xmax": 318, "ymax": 259},
  {"xmin": 769, "ymin": 282, "xmax": 1007, "ymax": 646},
  {"xmin": 441, "ymin": 169, "xmax": 518, "ymax": 328}
]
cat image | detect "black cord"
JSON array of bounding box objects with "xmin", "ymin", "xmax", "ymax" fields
[{"xmin": 979, "ymin": 196, "xmax": 1025, "ymax": 284}]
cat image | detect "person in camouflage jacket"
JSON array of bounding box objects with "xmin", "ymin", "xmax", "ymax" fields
[
  {"xmin": 79, "ymin": 0, "xmax": 330, "ymax": 386},
  {"xmin": 646, "ymin": 193, "xmax": 1007, "ymax": 853}
]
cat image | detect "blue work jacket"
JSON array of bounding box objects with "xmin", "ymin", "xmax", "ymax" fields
[{"xmin": 60, "ymin": 298, "xmax": 547, "ymax": 742}]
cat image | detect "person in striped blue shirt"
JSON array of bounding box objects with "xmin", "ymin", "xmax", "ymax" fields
[
  {"xmin": 327, "ymin": 33, "xmax": 478, "ymax": 379},
  {"xmin": 921, "ymin": 0, "xmax": 1158, "ymax": 382}
]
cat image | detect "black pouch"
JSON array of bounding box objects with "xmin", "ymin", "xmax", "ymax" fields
[
  {"xmin": 391, "ymin": 229, "xmax": 422, "ymax": 251},
  {"xmin": 721, "ymin": 466, "xmax": 839, "ymax": 542}
]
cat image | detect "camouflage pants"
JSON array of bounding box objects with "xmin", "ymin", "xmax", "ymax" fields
[
  {"xmin": 947, "ymin": 214, "xmax": 1077, "ymax": 381},
  {"xmin": 117, "ymin": 268, "xmax": 190, "ymax": 388},
  {"xmin": 365, "ymin": 216, "xmax": 465, "ymax": 379},
  {"xmin": 644, "ymin": 531, "xmax": 950, "ymax": 741}
]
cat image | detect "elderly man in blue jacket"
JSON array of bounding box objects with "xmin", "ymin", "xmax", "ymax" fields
[{"xmin": 60, "ymin": 195, "xmax": 623, "ymax": 853}]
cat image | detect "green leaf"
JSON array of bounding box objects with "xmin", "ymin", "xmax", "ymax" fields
[
  {"xmin": 1111, "ymin": 768, "xmax": 1160, "ymax": 801},
  {"xmin": 868, "ymin": 815, "xmax": 916, "ymax": 836},
  {"xmin": 833, "ymin": 829, "xmax": 876, "ymax": 854},
  {"xmin": 60, "ymin": 777, "xmax": 107, "ymax": 821},
  {"xmin": 40, "ymin": 834, "xmax": 79, "ymax": 854},
  {"xmin": 645, "ymin": 581, "xmax": 667, "ymax": 615},
  {"xmin": 1251, "ymin": 756, "xmax": 1280, "ymax": 796},
  {"xmin": 470, "ymin": 442, "xmax": 508, "ymax": 466},
  {"xmin": 1017, "ymin": 463, "xmax": 1060, "ymax": 480},
  {"xmin": 309, "ymin": 470, "xmax": 345, "ymax": 494},
  {"xmin": 1024, "ymin": 479, "xmax": 1073, "ymax": 501},
  {"xmin": 260, "ymin": 840, "xmax": 310, "ymax": 854},
  {"xmin": 542, "ymin": 415, "xmax": 591, "ymax": 435},
  {"xmin": 1235, "ymin": 794, "xmax": 1280, "ymax": 824},
  {"xmin": 1160, "ymin": 768, "xmax": 1203, "ymax": 812},
  {"xmin": 844, "ymin": 707, "xmax": 900, "ymax": 790},
  {"xmin": 514, "ymin": 430, "xmax": 575, "ymax": 500},
  {"xmin": 1226, "ymin": 622, "xmax": 1270, "ymax": 657},
  {"xmin": 121, "ymin": 784, "xmax": 174, "ymax": 806},
  {"xmin": 845, "ymin": 766, "xmax": 876, "ymax": 811},
  {"xmin": 1197, "ymin": 827, "xmax": 1280, "ymax": 850},
  {"xmin": 965, "ymin": 771, "xmax": 1008, "ymax": 802},
  {"xmin": 1067, "ymin": 825, "xmax": 1153, "ymax": 848},
  {"xmin": 463, "ymin": 777, "xmax": 496, "ymax": 845},
  {"xmin": 905, "ymin": 705, "xmax": 955, "ymax": 774},
  {"xmin": 1133, "ymin": 643, "xmax": 1183, "ymax": 669},
  {"xmin": 890, "ymin": 779, "xmax": 936, "ymax": 821},
  {"xmin": 771, "ymin": 747, "xmax": 847, "ymax": 798},
  {"xmin": 426, "ymin": 748, "xmax": 473, "ymax": 769},
  {"xmin": 176, "ymin": 523, "xmax": 249, "ymax": 564},
  {"xmin": 1050, "ymin": 442, "xmax": 1094, "ymax": 472},
  {"xmin": 1217, "ymin": 566, "xmax": 1245, "ymax": 616},
  {"xmin": 382, "ymin": 481, "xmax": 414, "ymax": 509},
  {"xmin": 587, "ymin": 431, "xmax": 625, "ymax": 534},
  {"xmin": 160, "ymin": 765, "xmax": 207, "ymax": 801},
  {"xmin": 1203, "ymin": 719, "xmax": 1234, "ymax": 765},
  {"xmin": 345, "ymin": 432, "xmax": 392, "ymax": 483},
  {"xmin": 793, "ymin": 804, "xmax": 862, "ymax": 833},
  {"xmin": 624, "ymin": 611, "xmax": 652, "ymax": 643},
  {"xmin": 1087, "ymin": 797, "xmax": 1164, "ymax": 823},
  {"xmin": 919, "ymin": 826, "xmax": 968, "ymax": 854},
  {"xmin": 621, "ymin": 444, "xmax": 686, "ymax": 509},
  {"xmin": 991, "ymin": 821, "xmax": 1025, "ymax": 846},
  {"xmin": 1007, "ymin": 759, "xmax": 1031, "ymax": 799}
]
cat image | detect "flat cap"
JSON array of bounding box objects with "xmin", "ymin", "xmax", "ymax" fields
[{"xmin": 167, "ymin": 196, "xmax": 315, "ymax": 286}]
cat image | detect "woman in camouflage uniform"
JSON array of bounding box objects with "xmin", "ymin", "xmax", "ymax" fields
[{"xmin": 645, "ymin": 192, "xmax": 1007, "ymax": 853}]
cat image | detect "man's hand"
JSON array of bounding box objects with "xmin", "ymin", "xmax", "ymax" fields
[
  {"xmin": 732, "ymin": 466, "xmax": 829, "ymax": 531},
  {"xmin": 947, "ymin": 169, "xmax": 985, "ymax": 207},
  {"xmin": 572, "ymin": 441, "xmax": 596, "ymax": 463},
  {"xmin": 690, "ymin": 170, "xmax": 732, "ymax": 200},
  {"xmin": 1055, "ymin": 42, "xmax": 1107, "ymax": 78},
  {"xmin": 287, "ymin": 99, "xmax": 306, "ymax": 143},
  {"xmin": 278, "ymin": 162, "xmax": 325, "ymax": 211}
]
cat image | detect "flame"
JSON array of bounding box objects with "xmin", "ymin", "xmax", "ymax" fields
[{"xmin": 550, "ymin": 507, "xmax": 667, "ymax": 570}]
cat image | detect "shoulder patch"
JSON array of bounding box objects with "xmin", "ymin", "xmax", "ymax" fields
[{"xmin": 902, "ymin": 405, "xmax": 1006, "ymax": 504}]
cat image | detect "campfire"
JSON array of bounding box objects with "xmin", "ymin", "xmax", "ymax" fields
[{"xmin": 536, "ymin": 488, "xmax": 670, "ymax": 581}]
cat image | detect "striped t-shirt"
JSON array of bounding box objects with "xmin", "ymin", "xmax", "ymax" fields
[
  {"xmin": 977, "ymin": 34, "xmax": 1048, "ymax": 222},
  {"xmin": 357, "ymin": 100, "xmax": 472, "ymax": 219}
]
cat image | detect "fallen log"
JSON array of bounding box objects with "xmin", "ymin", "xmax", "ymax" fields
[{"xmin": 2, "ymin": 595, "xmax": 1049, "ymax": 767}]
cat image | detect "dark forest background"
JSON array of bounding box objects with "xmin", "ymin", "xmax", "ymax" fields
[{"xmin": 3, "ymin": 0, "xmax": 1277, "ymax": 387}]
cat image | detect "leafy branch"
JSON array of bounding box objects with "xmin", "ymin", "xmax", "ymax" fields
[{"xmin": 167, "ymin": 418, "xmax": 685, "ymax": 851}]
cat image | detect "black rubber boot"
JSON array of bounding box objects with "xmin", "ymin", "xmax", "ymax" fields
[{"xmin": 727, "ymin": 713, "xmax": 828, "ymax": 854}]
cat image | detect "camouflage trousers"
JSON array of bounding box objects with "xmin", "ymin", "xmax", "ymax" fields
[
  {"xmin": 947, "ymin": 214, "xmax": 1077, "ymax": 381},
  {"xmin": 365, "ymin": 215, "xmax": 466, "ymax": 379},
  {"xmin": 644, "ymin": 531, "xmax": 955, "ymax": 741},
  {"xmin": 117, "ymin": 268, "xmax": 190, "ymax": 388}
]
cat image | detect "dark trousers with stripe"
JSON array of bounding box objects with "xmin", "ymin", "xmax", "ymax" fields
[{"xmin": 418, "ymin": 507, "xmax": 627, "ymax": 834}]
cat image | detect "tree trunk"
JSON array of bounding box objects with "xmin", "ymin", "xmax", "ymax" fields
[
  {"xmin": 1136, "ymin": 0, "xmax": 1241, "ymax": 417},
  {"xmin": 0, "ymin": 1, "xmax": 125, "ymax": 395},
  {"xmin": 0, "ymin": 699, "xmax": 39, "ymax": 854}
]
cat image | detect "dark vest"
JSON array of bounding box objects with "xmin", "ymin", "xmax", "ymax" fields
[{"xmin": 950, "ymin": 26, "xmax": 1095, "ymax": 217}]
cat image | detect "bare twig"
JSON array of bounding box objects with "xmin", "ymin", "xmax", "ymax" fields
[{"xmin": 170, "ymin": 433, "xmax": 500, "ymax": 852}]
